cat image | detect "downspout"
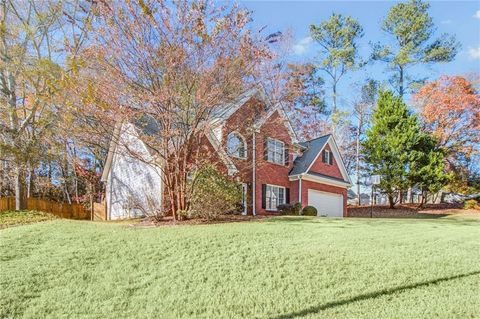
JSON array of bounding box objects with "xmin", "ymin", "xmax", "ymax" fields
[
  {"xmin": 298, "ymin": 176, "xmax": 302, "ymax": 207},
  {"xmin": 252, "ymin": 130, "xmax": 256, "ymax": 216}
]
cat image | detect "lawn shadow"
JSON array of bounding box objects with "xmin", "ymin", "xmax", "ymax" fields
[
  {"xmin": 263, "ymin": 217, "xmax": 316, "ymax": 223},
  {"xmin": 273, "ymin": 270, "xmax": 480, "ymax": 319},
  {"xmin": 409, "ymin": 213, "xmax": 450, "ymax": 219}
]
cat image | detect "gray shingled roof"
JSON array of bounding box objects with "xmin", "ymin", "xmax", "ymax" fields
[
  {"xmin": 289, "ymin": 134, "xmax": 331, "ymax": 176},
  {"xmin": 134, "ymin": 115, "xmax": 160, "ymax": 136}
]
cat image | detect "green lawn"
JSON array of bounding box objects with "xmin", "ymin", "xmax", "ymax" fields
[
  {"xmin": 1, "ymin": 216, "xmax": 479, "ymax": 318},
  {"xmin": 0, "ymin": 210, "xmax": 56, "ymax": 229}
]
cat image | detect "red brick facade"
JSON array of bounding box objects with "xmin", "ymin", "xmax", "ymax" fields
[
  {"xmin": 201, "ymin": 96, "xmax": 350, "ymax": 216},
  {"xmin": 309, "ymin": 144, "xmax": 343, "ymax": 180}
]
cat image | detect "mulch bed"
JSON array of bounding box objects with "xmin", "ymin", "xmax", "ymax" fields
[
  {"xmin": 348, "ymin": 203, "xmax": 464, "ymax": 218},
  {"xmin": 131, "ymin": 214, "xmax": 270, "ymax": 228}
]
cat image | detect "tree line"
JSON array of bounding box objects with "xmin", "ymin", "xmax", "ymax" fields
[{"xmin": 0, "ymin": 0, "xmax": 478, "ymax": 213}]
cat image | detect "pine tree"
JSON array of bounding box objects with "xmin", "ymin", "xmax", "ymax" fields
[
  {"xmin": 363, "ymin": 91, "xmax": 421, "ymax": 208},
  {"xmin": 409, "ymin": 134, "xmax": 450, "ymax": 206}
]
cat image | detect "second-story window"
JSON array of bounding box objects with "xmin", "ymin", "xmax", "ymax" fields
[
  {"xmin": 227, "ymin": 132, "xmax": 246, "ymax": 158},
  {"xmin": 322, "ymin": 149, "xmax": 333, "ymax": 165},
  {"xmin": 266, "ymin": 138, "xmax": 285, "ymax": 165}
]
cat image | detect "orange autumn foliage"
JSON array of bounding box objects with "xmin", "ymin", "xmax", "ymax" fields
[{"xmin": 414, "ymin": 75, "xmax": 480, "ymax": 158}]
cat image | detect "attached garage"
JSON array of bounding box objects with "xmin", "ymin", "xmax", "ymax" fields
[{"xmin": 307, "ymin": 189, "xmax": 344, "ymax": 217}]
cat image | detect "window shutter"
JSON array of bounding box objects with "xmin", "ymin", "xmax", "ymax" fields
[
  {"xmin": 329, "ymin": 152, "xmax": 333, "ymax": 165},
  {"xmin": 284, "ymin": 148, "xmax": 289, "ymax": 166},
  {"xmin": 322, "ymin": 150, "xmax": 326, "ymax": 163},
  {"xmin": 263, "ymin": 139, "xmax": 269, "ymax": 161},
  {"xmin": 261, "ymin": 184, "xmax": 266, "ymax": 209},
  {"xmin": 286, "ymin": 188, "xmax": 290, "ymax": 204}
]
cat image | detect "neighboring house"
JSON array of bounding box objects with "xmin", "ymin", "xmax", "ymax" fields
[
  {"xmin": 101, "ymin": 89, "xmax": 352, "ymax": 220},
  {"xmin": 347, "ymin": 189, "xmax": 358, "ymax": 205}
]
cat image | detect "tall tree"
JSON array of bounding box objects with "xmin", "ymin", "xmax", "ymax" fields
[
  {"xmin": 372, "ymin": 0, "xmax": 458, "ymax": 98},
  {"xmin": 414, "ymin": 75, "xmax": 480, "ymax": 160},
  {"xmin": 310, "ymin": 13, "xmax": 364, "ymax": 117},
  {"xmin": 363, "ymin": 90, "xmax": 422, "ymax": 208},
  {"xmin": 74, "ymin": 0, "xmax": 269, "ymax": 219},
  {"xmin": 414, "ymin": 74, "xmax": 480, "ymax": 193},
  {"xmin": 409, "ymin": 133, "xmax": 450, "ymax": 206},
  {"xmin": 284, "ymin": 63, "xmax": 327, "ymax": 140},
  {"xmin": 352, "ymin": 79, "xmax": 378, "ymax": 204},
  {"xmin": 0, "ymin": 0, "xmax": 92, "ymax": 210}
]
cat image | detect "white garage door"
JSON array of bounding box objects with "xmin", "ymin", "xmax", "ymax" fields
[{"xmin": 307, "ymin": 189, "xmax": 343, "ymax": 217}]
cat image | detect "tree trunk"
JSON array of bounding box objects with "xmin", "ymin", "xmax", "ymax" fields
[
  {"xmin": 14, "ymin": 164, "xmax": 26, "ymax": 210},
  {"xmin": 388, "ymin": 194, "xmax": 395, "ymax": 209},
  {"xmin": 355, "ymin": 118, "xmax": 362, "ymax": 206},
  {"xmin": 332, "ymin": 82, "xmax": 337, "ymax": 114},
  {"xmin": 399, "ymin": 65, "xmax": 404, "ymax": 98},
  {"xmin": 332, "ymin": 81, "xmax": 337, "ymax": 135},
  {"xmin": 27, "ymin": 162, "xmax": 34, "ymax": 198}
]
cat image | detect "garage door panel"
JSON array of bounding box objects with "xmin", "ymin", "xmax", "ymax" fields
[{"xmin": 307, "ymin": 189, "xmax": 343, "ymax": 217}]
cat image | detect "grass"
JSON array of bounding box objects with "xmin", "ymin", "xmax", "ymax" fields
[
  {"xmin": 1, "ymin": 216, "xmax": 479, "ymax": 318},
  {"xmin": 0, "ymin": 210, "xmax": 56, "ymax": 229}
]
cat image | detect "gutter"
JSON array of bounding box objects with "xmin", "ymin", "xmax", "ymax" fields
[
  {"xmin": 299, "ymin": 176, "xmax": 302, "ymax": 205},
  {"xmin": 252, "ymin": 130, "xmax": 256, "ymax": 216}
]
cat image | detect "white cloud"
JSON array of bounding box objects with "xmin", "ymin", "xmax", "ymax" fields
[
  {"xmin": 292, "ymin": 36, "xmax": 312, "ymax": 55},
  {"xmin": 468, "ymin": 47, "xmax": 480, "ymax": 59},
  {"xmin": 474, "ymin": 10, "xmax": 480, "ymax": 19},
  {"xmin": 441, "ymin": 19, "xmax": 452, "ymax": 25}
]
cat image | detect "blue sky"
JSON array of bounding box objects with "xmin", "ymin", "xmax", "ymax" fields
[{"xmin": 239, "ymin": 0, "xmax": 480, "ymax": 109}]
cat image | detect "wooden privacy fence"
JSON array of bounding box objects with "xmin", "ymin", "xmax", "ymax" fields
[
  {"xmin": 0, "ymin": 197, "xmax": 91, "ymax": 220},
  {"xmin": 93, "ymin": 202, "xmax": 107, "ymax": 221}
]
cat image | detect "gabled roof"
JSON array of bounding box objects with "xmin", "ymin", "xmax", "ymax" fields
[
  {"xmin": 289, "ymin": 134, "xmax": 330, "ymax": 176},
  {"xmin": 211, "ymin": 87, "xmax": 268, "ymax": 123},
  {"xmin": 289, "ymin": 134, "xmax": 352, "ymax": 185}
]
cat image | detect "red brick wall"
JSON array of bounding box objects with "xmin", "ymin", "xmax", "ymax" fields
[
  {"xmin": 290, "ymin": 179, "xmax": 299, "ymax": 205},
  {"xmin": 300, "ymin": 179, "xmax": 348, "ymax": 217},
  {"xmin": 309, "ymin": 144, "xmax": 343, "ymax": 180},
  {"xmin": 221, "ymin": 98, "xmax": 266, "ymax": 213},
  {"xmin": 255, "ymin": 111, "xmax": 295, "ymax": 214},
  {"xmin": 182, "ymin": 96, "xmax": 349, "ymax": 217}
]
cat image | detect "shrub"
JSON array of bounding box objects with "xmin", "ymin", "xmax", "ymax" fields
[
  {"xmin": 464, "ymin": 199, "xmax": 478, "ymax": 210},
  {"xmin": 277, "ymin": 203, "xmax": 302, "ymax": 215},
  {"xmin": 302, "ymin": 205, "xmax": 318, "ymax": 216},
  {"xmin": 188, "ymin": 165, "xmax": 242, "ymax": 220}
]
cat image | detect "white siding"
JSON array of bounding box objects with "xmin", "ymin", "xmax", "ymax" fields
[{"xmin": 106, "ymin": 123, "xmax": 162, "ymax": 220}]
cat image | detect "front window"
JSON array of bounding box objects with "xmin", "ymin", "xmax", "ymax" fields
[
  {"xmin": 267, "ymin": 138, "xmax": 285, "ymax": 164},
  {"xmin": 266, "ymin": 185, "xmax": 285, "ymax": 210},
  {"xmin": 227, "ymin": 132, "xmax": 246, "ymax": 158}
]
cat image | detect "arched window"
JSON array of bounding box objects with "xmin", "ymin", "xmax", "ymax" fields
[{"xmin": 227, "ymin": 132, "xmax": 246, "ymax": 158}]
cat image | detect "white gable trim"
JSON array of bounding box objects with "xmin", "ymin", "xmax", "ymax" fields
[
  {"xmin": 289, "ymin": 173, "xmax": 350, "ymax": 189},
  {"xmin": 305, "ymin": 135, "xmax": 352, "ymax": 185},
  {"xmin": 205, "ymin": 130, "xmax": 238, "ymax": 176},
  {"xmin": 101, "ymin": 121, "xmax": 123, "ymax": 182},
  {"xmin": 213, "ymin": 87, "xmax": 270, "ymax": 123}
]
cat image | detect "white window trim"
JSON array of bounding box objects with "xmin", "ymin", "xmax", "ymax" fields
[
  {"xmin": 265, "ymin": 184, "xmax": 286, "ymax": 211},
  {"xmin": 226, "ymin": 131, "xmax": 247, "ymax": 160},
  {"xmin": 324, "ymin": 150, "xmax": 331, "ymax": 165},
  {"xmin": 267, "ymin": 138, "xmax": 285, "ymax": 165}
]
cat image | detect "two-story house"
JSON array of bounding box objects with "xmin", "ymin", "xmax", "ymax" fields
[{"xmin": 101, "ymin": 89, "xmax": 351, "ymax": 220}]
